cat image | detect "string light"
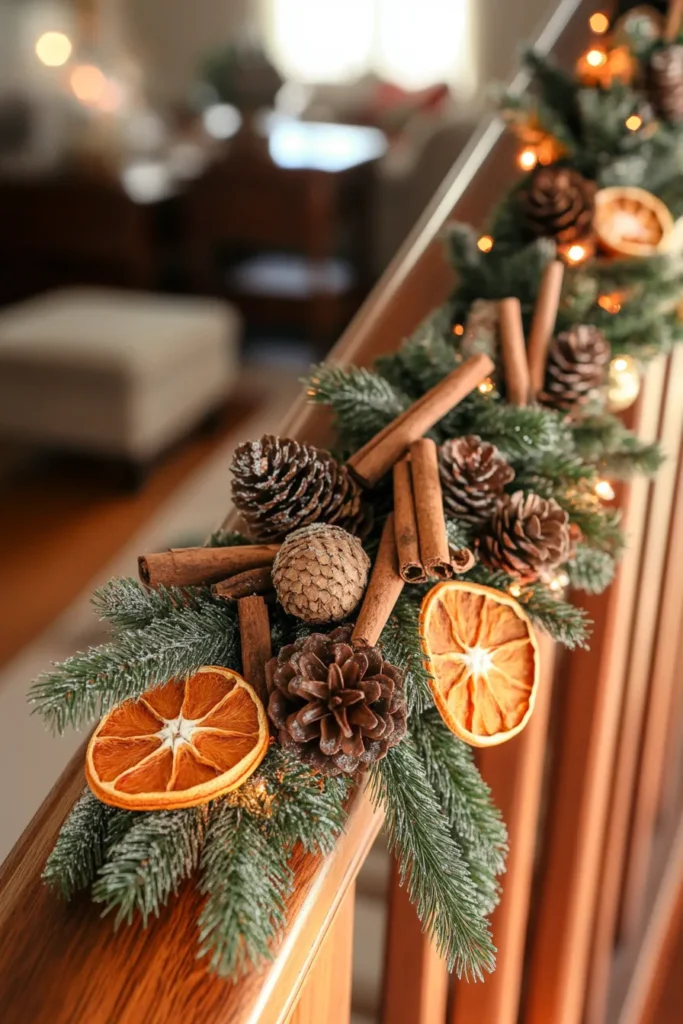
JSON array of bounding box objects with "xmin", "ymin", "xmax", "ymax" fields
[
  {"xmin": 565, "ymin": 243, "xmax": 588, "ymax": 264},
  {"xmin": 585, "ymin": 48, "xmax": 607, "ymax": 68},
  {"xmin": 598, "ymin": 294, "xmax": 622, "ymax": 314},
  {"xmin": 613, "ymin": 357, "xmax": 628, "ymax": 372},
  {"xmin": 518, "ymin": 148, "xmax": 538, "ymax": 171},
  {"xmin": 35, "ymin": 31, "xmax": 72, "ymax": 67},
  {"xmin": 452, "ymin": 323, "xmax": 464, "ymax": 336},
  {"xmin": 625, "ymin": 114, "xmax": 642, "ymax": 131},
  {"xmin": 478, "ymin": 377, "xmax": 494, "ymax": 394},
  {"xmin": 589, "ymin": 12, "xmax": 610, "ymax": 35},
  {"xmin": 548, "ymin": 570, "xmax": 571, "ymax": 593},
  {"xmin": 477, "ymin": 235, "xmax": 494, "ymax": 253},
  {"xmin": 595, "ymin": 479, "xmax": 615, "ymax": 501},
  {"xmin": 509, "ymin": 584, "xmax": 523, "ymax": 598}
]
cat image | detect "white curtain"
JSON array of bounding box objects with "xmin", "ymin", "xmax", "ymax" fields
[{"xmin": 262, "ymin": 0, "xmax": 475, "ymax": 92}]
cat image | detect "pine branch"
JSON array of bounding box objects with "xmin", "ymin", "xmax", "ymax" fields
[
  {"xmin": 412, "ymin": 711, "xmax": 507, "ymax": 915},
  {"xmin": 445, "ymin": 517, "xmax": 475, "ymax": 553},
  {"xmin": 379, "ymin": 594, "xmax": 434, "ymax": 716},
  {"xmin": 441, "ymin": 393, "xmax": 570, "ymax": 459},
  {"xmin": 92, "ymin": 578, "xmax": 219, "ymax": 633},
  {"xmin": 43, "ymin": 790, "xmax": 133, "ymax": 900},
  {"xmin": 566, "ymin": 544, "xmax": 616, "ymax": 595},
  {"xmin": 304, "ymin": 364, "xmax": 409, "ymax": 453},
  {"xmin": 30, "ymin": 599, "xmax": 240, "ymax": 733},
  {"xmin": 206, "ymin": 529, "xmax": 251, "ymax": 548},
  {"xmin": 371, "ymin": 741, "xmax": 496, "ymax": 979},
  {"xmin": 92, "ymin": 807, "xmax": 205, "ymax": 927},
  {"xmin": 197, "ymin": 803, "xmax": 293, "ymax": 977},
  {"xmin": 259, "ymin": 747, "xmax": 352, "ymax": 855}
]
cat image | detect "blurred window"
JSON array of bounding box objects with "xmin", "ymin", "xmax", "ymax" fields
[{"xmin": 263, "ymin": 0, "xmax": 474, "ymax": 90}]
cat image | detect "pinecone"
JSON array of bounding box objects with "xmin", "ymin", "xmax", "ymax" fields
[
  {"xmin": 520, "ymin": 166, "xmax": 596, "ymax": 244},
  {"xmin": 480, "ymin": 491, "xmax": 571, "ymax": 581},
  {"xmin": 439, "ymin": 436, "xmax": 514, "ymax": 525},
  {"xmin": 266, "ymin": 626, "xmax": 408, "ymax": 775},
  {"xmin": 539, "ymin": 325, "xmax": 610, "ymax": 413},
  {"xmin": 272, "ymin": 524, "xmax": 370, "ymax": 623},
  {"xmin": 648, "ymin": 45, "xmax": 683, "ymax": 123},
  {"xmin": 230, "ymin": 434, "xmax": 369, "ymax": 543}
]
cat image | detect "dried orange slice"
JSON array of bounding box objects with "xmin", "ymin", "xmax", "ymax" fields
[
  {"xmin": 594, "ymin": 186, "xmax": 673, "ymax": 257},
  {"xmin": 419, "ymin": 581, "xmax": 539, "ymax": 747},
  {"xmin": 85, "ymin": 667, "xmax": 269, "ymax": 810}
]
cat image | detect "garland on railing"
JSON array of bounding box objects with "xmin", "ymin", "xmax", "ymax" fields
[{"xmin": 31, "ymin": 6, "xmax": 683, "ymax": 986}]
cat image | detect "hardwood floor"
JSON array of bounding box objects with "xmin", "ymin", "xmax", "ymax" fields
[{"xmin": 0, "ymin": 398, "xmax": 255, "ymax": 668}]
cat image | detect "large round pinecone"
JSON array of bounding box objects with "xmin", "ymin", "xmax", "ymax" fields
[
  {"xmin": 520, "ymin": 166, "xmax": 596, "ymax": 244},
  {"xmin": 539, "ymin": 325, "xmax": 611, "ymax": 413},
  {"xmin": 480, "ymin": 491, "xmax": 571, "ymax": 581},
  {"xmin": 648, "ymin": 45, "xmax": 683, "ymax": 123},
  {"xmin": 272, "ymin": 524, "xmax": 370, "ymax": 623},
  {"xmin": 230, "ymin": 434, "xmax": 369, "ymax": 543},
  {"xmin": 266, "ymin": 626, "xmax": 407, "ymax": 775},
  {"xmin": 439, "ymin": 436, "xmax": 515, "ymax": 525}
]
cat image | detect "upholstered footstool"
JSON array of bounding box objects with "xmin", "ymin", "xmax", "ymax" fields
[{"xmin": 0, "ymin": 288, "xmax": 240, "ymax": 480}]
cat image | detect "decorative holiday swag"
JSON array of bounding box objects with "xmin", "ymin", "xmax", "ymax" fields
[{"xmin": 32, "ymin": 6, "xmax": 683, "ymax": 985}]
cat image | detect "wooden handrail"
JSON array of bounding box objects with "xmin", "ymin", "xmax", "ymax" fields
[{"xmin": 0, "ymin": 3, "xmax": 593, "ymax": 1021}]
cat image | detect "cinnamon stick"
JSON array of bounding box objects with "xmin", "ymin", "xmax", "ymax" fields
[
  {"xmin": 138, "ymin": 544, "xmax": 279, "ymax": 588},
  {"xmin": 393, "ymin": 458, "xmax": 426, "ymax": 583},
  {"xmin": 498, "ymin": 297, "xmax": 530, "ymax": 407},
  {"xmin": 212, "ymin": 566, "xmax": 274, "ymax": 601},
  {"xmin": 527, "ymin": 260, "xmax": 564, "ymax": 396},
  {"xmin": 450, "ymin": 547, "xmax": 476, "ymax": 574},
  {"xmin": 409, "ymin": 438, "xmax": 453, "ymax": 581},
  {"xmin": 352, "ymin": 514, "xmax": 405, "ymax": 646},
  {"xmin": 347, "ymin": 353, "xmax": 494, "ymax": 487},
  {"xmin": 238, "ymin": 595, "xmax": 271, "ymax": 706},
  {"xmin": 665, "ymin": 0, "xmax": 683, "ymax": 41}
]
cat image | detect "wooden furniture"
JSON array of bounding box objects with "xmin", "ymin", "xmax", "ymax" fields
[
  {"xmin": 1, "ymin": 2, "xmax": 681, "ymax": 1022},
  {"xmin": 182, "ymin": 121, "xmax": 385, "ymax": 349}
]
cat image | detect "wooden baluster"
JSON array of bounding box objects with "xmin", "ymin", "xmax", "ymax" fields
[
  {"xmin": 583, "ymin": 353, "xmax": 683, "ymax": 1024},
  {"xmin": 523, "ymin": 357, "xmax": 667, "ymax": 1024},
  {"xmin": 381, "ymin": 867, "xmax": 449, "ymax": 1024},
  {"xmin": 289, "ymin": 886, "xmax": 355, "ymax": 1024},
  {"xmin": 451, "ymin": 633, "xmax": 556, "ymax": 1024},
  {"xmin": 617, "ymin": 352, "xmax": 683, "ymax": 944}
]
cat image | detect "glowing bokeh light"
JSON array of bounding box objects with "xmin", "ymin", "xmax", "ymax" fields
[
  {"xmin": 35, "ymin": 31, "xmax": 72, "ymax": 67},
  {"xmin": 70, "ymin": 64, "xmax": 108, "ymax": 106},
  {"xmin": 477, "ymin": 235, "xmax": 494, "ymax": 253},
  {"xmin": 589, "ymin": 12, "xmax": 609, "ymax": 34}
]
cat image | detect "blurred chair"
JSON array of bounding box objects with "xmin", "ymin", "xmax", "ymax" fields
[
  {"xmin": 0, "ymin": 287, "xmax": 240, "ymax": 483},
  {"xmin": 0, "ymin": 173, "xmax": 157, "ymax": 305},
  {"xmin": 181, "ymin": 126, "xmax": 380, "ymax": 350}
]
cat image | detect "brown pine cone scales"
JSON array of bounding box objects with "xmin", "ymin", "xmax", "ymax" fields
[
  {"xmin": 648, "ymin": 46, "xmax": 683, "ymax": 123},
  {"xmin": 230, "ymin": 434, "xmax": 369, "ymax": 543},
  {"xmin": 266, "ymin": 626, "xmax": 407, "ymax": 775},
  {"xmin": 520, "ymin": 166, "xmax": 596, "ymax": 244},
  {"xmin": 439, "ymin": 436, "xmax": 514, "ymax": 525},
  {"xmin": 539, "ymin": 325, "xmax": 610, "ymax": 413},
  {"xmin": 272, "ymin": 524, "xmax": 370, "ymax": 623},
  {"xmin": 480, "ymin": 491, "xmax": 571, "ymax": 581}
]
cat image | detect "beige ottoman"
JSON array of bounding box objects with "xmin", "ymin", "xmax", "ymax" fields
[{"xmin": 0, "ymin": 288, "xmax": 240, "ymax": 470}]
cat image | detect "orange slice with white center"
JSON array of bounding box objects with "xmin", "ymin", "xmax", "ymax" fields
[
  {"xmin": 419, "ymin": 581, "xmax": 539, "ymax": 747},
  {"xmin": 85, "ymin": 667, "xmax": 269, "ymax": 810}
]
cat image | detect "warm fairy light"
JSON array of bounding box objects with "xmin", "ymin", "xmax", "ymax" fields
[
  {"xmin": 598, "ymin": 294, "xmax": 622, "ymax": 314},
  {"xmin": 589, "ymin": 12, "xmax": 610, "ymax": 35},
  {"xmin": 477, "ymin": 235, "xmax": 494, "ymax": 253},
  {"xmin": 452, "ymin": 323, "xmax": 465, "ymax": 336},
  {"xmin": 595, "ymin": 479, "xmax": 615, "ymax": 501},
  {"xmin": 35, "ymin": 31, "xmax": 72, "ymax": 67},
  {"xmin": 613, "ymin": 357, "xmax": 629, "ymax": 372},
  {"xmin": 69, "ymin": 64, "xmax": 108, "ymax": 106},
  {"xmin": 625, "ymin": 114, "xmax": 642, "ymax": 131},
  {"xmin": 549, "ymin": 570, "xmax": 571, "ymax": 593},
  {"xmin": 566, "ymin": 243, "xmax": 588, "ymax": 264},
  {"xmin": 478, "ymin": 377, "xmax": 494, "ymax": 394},
  {"xmin": 518, "ymin": 148, "xmax": 538, "ymax": 171},
  {"xmin": 585, "ymin": 48, "xmax": 607, "ymax": 68},
  {"xmin": 509, "ymin": 584, "xmax": 523, "ymax": 598}
]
